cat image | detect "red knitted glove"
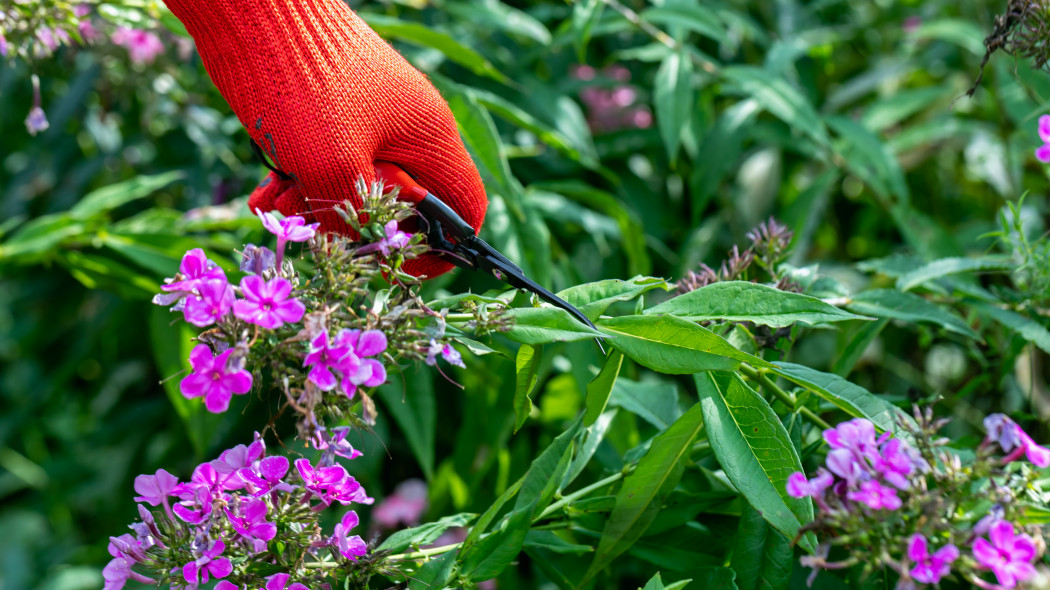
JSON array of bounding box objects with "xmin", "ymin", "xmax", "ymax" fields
[{"xmin": 165, "ymin": 0, "xmax": 488, "ymax": 278}]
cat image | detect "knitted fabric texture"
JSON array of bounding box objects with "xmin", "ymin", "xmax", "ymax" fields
[{"xmin": 165, "ymin": 0, "xmax": 488, "ymax": 278}]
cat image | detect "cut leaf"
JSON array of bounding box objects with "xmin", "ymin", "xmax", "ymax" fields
[{"xmin": 504, "ymin": 306, "xmax": 604, "ymax": 345}]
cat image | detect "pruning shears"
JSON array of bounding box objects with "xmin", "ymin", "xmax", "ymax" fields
[{"xmin": 374, "ymin": 161, "xmax": 605, "ymax": 354}]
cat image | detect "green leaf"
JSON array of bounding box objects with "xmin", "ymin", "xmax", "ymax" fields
[
  {"xmin": 361, "ymin": 15, "xmax": 506, "ymax": 82},
  {"xmin": 0, "ymin": 214, "xmax": 84, "ymax": 263},
  {"xmin": 695, "ymin": 372, "xmax": 813, "ymax": 551},
  {"xmin": 504, "ymin": 306, "xmax": 604, "ymax": 345},
  {"xmin": 514, "ymin": 419, "xmax": 581, "ymax": 514},
  {"xmin": 572, "ymin": 0, "xmax": 605, "ymax": 62},
  {"xmin": 641, "ymin": 5, "xmax": 728, "ymax": 44},
  {"xmin": 559, "ymin": 276, "xmax": 670, "ymax": 321},
  {"xmin": 826, "ymin": 115, "xmax": 908, "ymax": 201},
  {"xmin": 640, "ymin": 572, "xmax": 693, "ymax": 590},
  {"xmin": 460, "ymin": 506, "xmax": 533, "ymax": 582},
  {"xmin": 377, "ymin": 513, "xmax": 476, "ymax": 553},
  {"xmin": 646, "ymin": 281, "xmax": 869, "ymax": 327},
  {"xmin": 847, "ymin": 289, "xmax": 978, "ymax": 339},
  {"xmin": 769, "ymin": 362, "xmax": 906, "ymax": 435},
  {"xmin": 461, "ymin": 477, "xmax": 524, "ymax": 551},
  {"xmin": 832, "ymin": 319, "xmax": 889, "ymax": 376},
  {"xmin": 597, "ymin": 314, "xmax": 773, "ymax": 375},
  {"xmin": 895, "ymin": 257, "xmax": 1013, "ymax": 292},
  {"xmin": 721, "ymin": 66, "xmax": 829, "ymax": 149},
  {"xmin": 610, "ymin": 378, "xmax": 681, "ymax": 430},
  {"xmin": 376, "ymin": 365, "xmax": 437, "ymax": 480},
  {"xmin": 731, "ymin": 504, "xmax": 793, "ymax": 590},
  {"xmin": 514, "ymin": 345, "xmax": 542, "ymax": 432},
  {"xmin": 471, "ymin": 88, "xmax": 598, "ymax": 168},
  {"xmin": 524, "ymin": 530, "xmax": 593, "ymax": 555},
  {"xmin": 564, "ymin": 409, "xmax": 618, "ymax": 488},
  {"xmin": 584, "ymin": 350, "xmax": 624, "ymax": 426},
  {"xmin": 406, "ymin": 549, "xmax": 458, "ymax": 590},
  {"xmin": 148, "ymin": 307, "xmax": 226, "ymax": 458},
  {"xmin": 913, "ymin": 18, "xmax": 986, "ymax": 55},
  {"xmin": 584, "ymin": 402, "xmax": 706, "ymax": 582},
  {"xmin": 70, "ymin": 172, "xmax": 184, "ymax": 219},
  {"xmin": 654, "ymin": 51, "xmax": 695, "ymax": 160},
  {"xmin": 973, "ymin": 303, "xmax": 1050, "ymax": 355}
]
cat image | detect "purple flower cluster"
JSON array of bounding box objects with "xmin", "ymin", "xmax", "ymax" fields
[
  {"xmin": 104, "ymin": 437, "xmax": 370, "ymax": 590},
  {"xmin": 788, "ymin": 416, "xmax": 1048, "ymax": 588},
  {"xmin": 787, "ymin": 419, "xmax": 924, "ymax": 512},
  {"xmin": 304, "ymin": 328, "xmax": 388, "ymax": 399},
  {"xmin": 571, "ymin": 64, "xmax": 653, "ymax": 133},
  {"xmin": 111, "ymin": 27, "xmax": 165, "ymax": 65}
]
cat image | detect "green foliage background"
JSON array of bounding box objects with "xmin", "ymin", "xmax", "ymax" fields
[{"xmin": 3, "ymin": 0, "xmax": 1050, "ymax": 588}]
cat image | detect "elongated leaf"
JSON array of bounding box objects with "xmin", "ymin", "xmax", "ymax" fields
[
  {"xmin": 362, "ymin": 15, "xmax": 506, "ymax": 82},
  {"xmin": 514, "ymin": 345, "xmax": 542, "ymax": 432},
  {"xmin": 974, "ymin": 303, "xmax": 1050, "ymax": 354},
  {"xmin": 598, "ymin": 314, "xmax": 773, "ymax": 374},
  {"xmin": 515, "ymin": 419, "xmax": 581, "ymax": 514},
  {"xmin": 695, "ymin": 372, "xmax": 813, "ymax": 551},
  {"xmin": 524, "ymin": 530, "xmax": 593, "ymax": 555},
  {"xmin": 896, "ymin": 257, "xmax": 1013, "ymax": 292},
  {"xmin": 731, "ymin": 504, "xmax": 793, "ymax": 590},
  {"xmin": 70, "ymin": 171, "xmax": 184, "ymax": 219},
  {"xmin": 722, "ymin": 66, "xmax": 829, "ymax": 148},
  {"xmin": 584, "ymin": 402, "xmax": 706, "ymax": 581},
  {"xmin": 406, "ymin": 549, "xmax": 457, "ymax": 590},
  {"xmin": 654, "ymin": 51, "xmax": 695, "ymax": 160},
  {"xmin": 572, "ymin": 0, "xmax": 605, "ymax": 62},
  {"xmin": 377, "ymin": 513, "xmax": 476, "ymax": 553},
  {"xmin": 646, "ymin": 281, "xmax": 868, "ymax": 327},
  {"xmin": 504, "ymin": 307, "xmax": 604, "ymax": 345},
  {"xmin": 560, "ymin": 277, "xmax": 670, "ymax": 321},
  {"xmin": 827, "ymin": 115, "xmax": 908, "ymax": 201},
  {"xmin": 0, "ymin": 214, "xmax": 84, "ymax": 262},
  {"xmin": 848, "ymin": 289, "xmax": 978, "ymax": 339},
  {"xmin": 472, "ymin": 88, "xmax": 598, "ymax": 168},
  {"xmin": 641, "ymin": 5, "xmax": 728, "ymax": 44},
  {"xmin": 460, "ymin": 506, "xmax": 532, "ymax": 581},
  {"xmin": 832, "ymin": 319, "xmax": 889, "ymax": 376},
  {"xmin": 584, "ymin": 350, "xmax": 624, "ymax": 426},
  {"xmin": 610, "ymin": 378, "xmax": 681, "ymax": 430},
  {"xmin": 377, "ymin": 366, "xmax": 437, "ymax": 479},
  {"xmin": 564, "ymin": 409, "xmax": 618, "ymax": 488},
  {"xmin": 461, "ymin": 477, "xmax": 524, "ymax": 551},
  {"xmin": 770, "ymin": 362, "xmax": 905, "ymax": 435},
  {"xmin": 641, "ymin": 572, "xmax": 693, "ymax": 590}
]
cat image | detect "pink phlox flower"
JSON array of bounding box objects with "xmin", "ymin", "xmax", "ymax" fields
[
  {"xmin": 1036, "ymin": 115, "xmax": 1050, "ymax": 163},
  {"xmin": 103, "ymin": 553, "xmax": 154, "ymax": 590},
  {"xmin": 264, "ymin": 573, "xmax": 311, "ymax": 590},
  {"xmin": 239, "ymin": 244, "xmax": 276, "ymax": 275},
  {"xmin": 172, "ymin": 462, "xmax": 231, "ymax": 514},
  {"xmin": 973, "ymin": 520, "xmax": 1038, "ymax": 588},
  {"xmin": 874, "ymin": 438, "xmax": 915, "ymax": 490},
  {"xmin": 111, "ymin": 27, "xmax": 165, "ymax": 65},
  {"xmin": 211, "ymin": 439, "xmax": 266, "ymax": 491},
  {"xmin": 294, "ymin": 458, "xmax": 347, "ymax": 505},
  {"xmin": 238, "ymin": 456, "xmax": 294, "ymax": 496},
  {"xmin": 183, "ymin": 278, "xmax": 235, "ymax": 327},
  {"xmin": 172, "ymin": 486, "xmax": 213, "ymax": 524},
  {"xmin": 846, "ymin": 480, "xmax": 901, "ymax": 510},
  {"xmin": 155, "ymin": 248, "xmax": 226, "ymax": 309},
  {"xmin": 132, "ymin": 505, "xmax": 165, "ymax": 549},
  {"xmin": 133, "ymin": 468, "xmax": 179, "ymax": 506},
  {"xmin": 37, "ymin": 27, "xmax": 70, "ymax": 51},
  {"xmin": 225, "ymin": 498, "xmax": 277, "ymax": 550},
  {"xmin": 330, "ymin": 510, "xmax": 368, "ymax": 560},
  {"xmin": 108, "ymin": 533, "xmax": 149, "ymax": 563},
  {"xmin": 823, "ymin": 418, "xmax": 881, "ymax": 463},
  {"xmin": 180, "ymin": 344, "xmax": 253, "ymax": 413},
  {"xmin": 234, "ymin": 275, "xmax": 305, "ymax": 329},
  {"xmin": 0, "ymin": 32, "xmax": 8, "ymax": 57},
  {"xmin": 985, "ymin": 413, "xmax": 1050, "ymax": 468},
  {"xmin": 825, "ymin": 448, "xmax": 868, "ymax": 486},
  {"xmin": 314, "ymin": 426, "xmax": 363, "ymax": 466},
  {"xmin": 257, "ymin": 210, "xmax": 319, "ymax": 266},
  {"xmin": 182, "ymin": 538, "xmax": 233, "ymax": 585},
  {"xmin": 377, "ymin": 220, "xmax": 412, "ymax": 257},
  {"xmin": 373, "ymin": 479, "xmax": 428, "ymax": 528},
  {"xmin": 425, "ymin": 339, "xmax": 465, "ymax": 368},
  {"xmin": 785, "ymin": 469, "xmax": 834, "ymax": 499},
  {"xmin": 25, "ymin": 106, "xmax": 49, "ymax": 136},
  {"xmin": 328, "ymin": 474, "xmax": 373, "ymax": 506},
  {"xmin": 336, "ymin": 329, "xmax": 388, "ymax": 398},
  {"xmin": 907, "ymin": 534, "xmax": 959, "ymax": 584},
  {"xmin": 304, "ymin": 329, "xmax": 353, "ymax": 392}
]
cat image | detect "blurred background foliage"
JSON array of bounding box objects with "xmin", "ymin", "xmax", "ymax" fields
[{"xmin": 3, "ymin": 0, "xmax": 1050, "ymax": 588}]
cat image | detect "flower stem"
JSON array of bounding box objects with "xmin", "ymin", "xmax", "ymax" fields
[{"xmin": 739, "ymin": 365, "xmax": 832, "ymax": 430}]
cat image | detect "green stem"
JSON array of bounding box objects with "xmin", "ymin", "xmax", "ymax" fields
[
  {"xmin": 739, "ymin": 365, "xmax": 832, "ymax": 430},
  {"xmin": 536, "ymin": 471, "xmax": 625, "ymax": 521}
]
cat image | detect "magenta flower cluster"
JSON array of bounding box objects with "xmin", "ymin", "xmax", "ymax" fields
[
  {"xmin": 304, "ymin": 328, "xmax": 388, "ymax": 399},
  {"xmin": 103, "ymin": 436, "xmax": 371, "ymax": 590},
  {"xmin": 788, "ymin": 416, "xmax": 1049, "ymax": 588},
  {"xmin": 787, "ymin": 418, "xmax": 924, "ymax": 513}
]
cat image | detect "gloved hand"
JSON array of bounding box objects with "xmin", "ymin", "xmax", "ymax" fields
[{"xmin": 164, "ymin": 0, "xmax": 488, "ymax": 278}]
